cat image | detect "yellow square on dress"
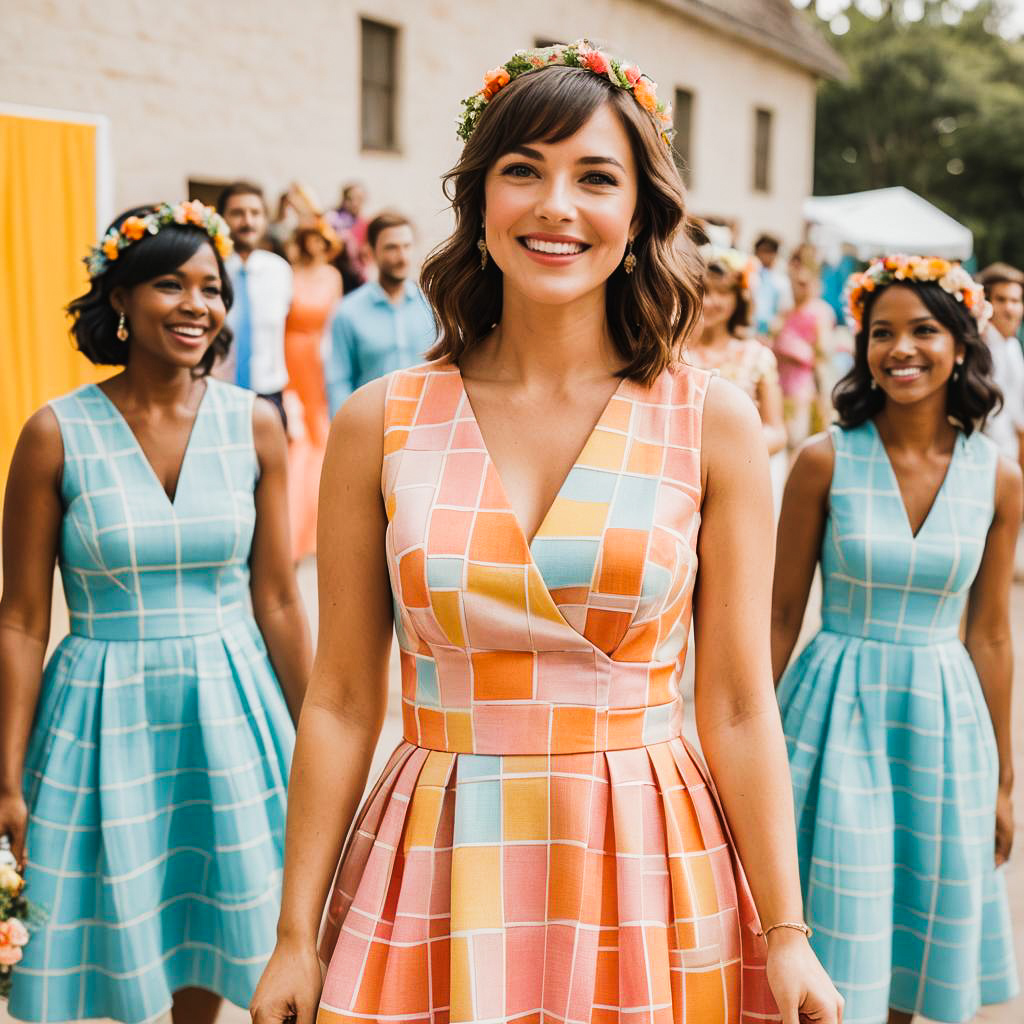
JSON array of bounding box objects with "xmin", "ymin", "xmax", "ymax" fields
[
  {"xmin": 450, "ymin": 847, "xmax": 503, "ymax": 930},
  {"xmin": 502, "ymin": 777, "xmax": 549, "ymax": 841}
]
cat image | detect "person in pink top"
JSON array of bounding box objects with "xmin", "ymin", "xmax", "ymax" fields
[{"xmin": 773, "ymin": 245, "xmax": 835, "ymax": 447}]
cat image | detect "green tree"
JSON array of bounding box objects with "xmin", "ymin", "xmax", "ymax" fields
[{"xmin": 811, "ymin": 1, "xmax": 1024, "ymax": 267}]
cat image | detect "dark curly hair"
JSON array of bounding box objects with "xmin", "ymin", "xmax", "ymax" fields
[
  {"xmin": 67, "ymin": 206, "xmax": 234, "ymax": 376},
  {"xmin": 833, "ymin": 279, "xmax": 1000, "ymax": 434},
  {"xmin": 421, "ymin": 64, "xmax": 704, "ymax": 386}
]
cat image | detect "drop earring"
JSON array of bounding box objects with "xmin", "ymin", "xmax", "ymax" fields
[
  {"xmin": 870, "ymin": 378, "xmax": 878, "ymax": 390},
  {"xmin": 952, "ymin": 356, "xmax": 964, "ymax": 382},
  {"xmin": 623, "ymin": 238, "xmax": 636, "ymax": 275},
  {"xmin": 116, "ymin": 313, "xmax": 129, "ymax": 342},
  {"xmin": 477, "ymin": 230, "xmax": 488, "ymax": 271}
]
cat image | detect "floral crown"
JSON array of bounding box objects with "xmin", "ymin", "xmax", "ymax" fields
[
  {"xmin": 86, "ymin": 200, "xmax": 233, "ymax": 278},
  {"xmin": 845, "ymin": 255, "xmax": 992, "ymax": 333},
  {"xmin": 701, "ymin": 245, "xmax": 758, "ymax": 293},
  {"xmin": 457, "ymin": 39, "xmax": 673, "ymax": 146}
]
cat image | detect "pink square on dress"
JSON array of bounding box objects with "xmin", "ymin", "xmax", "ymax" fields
[
  {"xmin": 395, "ymin": 449, "xmax": 445, "ymax": 491},
  {"xmin": 417, "ymin": 371, "xmax": 463, "ymax": 425},
  {"xmin": 437, "ymin": 451, "xmax": 486, "ymax": 508},
  {"xmin": 535, "ymin": 650, "xmax": 599, "ymax": 705},
  {"xmin": 503, "ymin": 845, "xmax": 548, "ymax": 923},
  {"xmin": 473, "ymin": 702, "xmax": 551, "ymax": 755},
  {"xmin": 472, "ymin": 931, "xmax": 507, "ymax": 1019},
  {"xmin": 505, "ymin": 924, "xmax": 545, "ymax": 1016}
]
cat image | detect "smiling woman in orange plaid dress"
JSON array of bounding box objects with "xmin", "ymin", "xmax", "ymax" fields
[{"xmin": 251, "ymin": 40, "xmax": 843, "ymax": 1024}]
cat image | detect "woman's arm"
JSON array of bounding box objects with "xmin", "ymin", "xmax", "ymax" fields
[
  {"xmin": 755, "ymin": 368, "xmax": 787, "ymax": 457},
  {"xmin": 251, "ymin": 376, "xmax": 394, "ymax": 1024},
  {"xmin": 965, "ymin": 454, "xmax": 1023, "ymax": 866},
  {"xmin": 770, "ymin": 435, "xmax": 833, "ymax": 683},
  {"xmin": 0, "ymin": 409, "xmax": 65, "ymax": 863},
  {"xmin": 694, "ymin": 380, "xmax": 841, "ymax": 1024},
  {"xmin": 249, "ymin": 400, "xmax": 313, "ymax": 722}
]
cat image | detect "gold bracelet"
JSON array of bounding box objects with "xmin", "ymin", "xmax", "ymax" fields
[{"xmin": 756, "ymin": 921, "xmax": 813, "ymax": 940}]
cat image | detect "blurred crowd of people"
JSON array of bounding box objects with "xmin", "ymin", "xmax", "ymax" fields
[
  {"xmin": 211, "ymin": 180, "xmax": 438, "ymax": 562},
  {"xmin": 683, "ymin": 228, "xmax": 1024, "ymax": 507}
]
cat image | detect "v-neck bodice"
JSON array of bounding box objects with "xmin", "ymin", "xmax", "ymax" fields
[
  {"xmin": 49, "ymin": 379, "xmax": 259, "ymax": 640},
  {"xmin": 382, "ymin": 360, "xmax": 710, "ymax": 756},
  {"xmin": 821, "ymin": 420, "xmax": 998, "ymax": 645}
]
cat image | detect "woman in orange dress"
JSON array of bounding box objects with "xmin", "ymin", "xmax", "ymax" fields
[
  {"xmin": 251, "ymin": 41, "xmax": 842, "ymax": 1024},
  {"xmin": 284, "ymin": 221, "xmax": 342, "ymax": 561}
]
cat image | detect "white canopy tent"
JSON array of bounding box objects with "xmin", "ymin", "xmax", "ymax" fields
[{"xmin": 804, "ymin": 186, "xmax": 974, "ymax": 262}]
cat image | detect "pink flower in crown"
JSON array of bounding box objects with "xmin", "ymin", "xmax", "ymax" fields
[
  {"xmin": 0, "ymin": 918, "xmax": 28, "ymax": 966},
  {"xmin": 621, "ymin": 64, "xmax": 642, "ymax": 85},
  {"xmin": 582, "ymin": 49, "xmax": 610, "ymax": 75}
]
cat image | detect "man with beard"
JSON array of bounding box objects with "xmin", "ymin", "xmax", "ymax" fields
[
  {"xmin": 216, "ymin": 181, "xmax": 293, "ymax": 425},
  {"xmin": 324, "ymin": 211, "xmax": 436, "ymax": 417}
]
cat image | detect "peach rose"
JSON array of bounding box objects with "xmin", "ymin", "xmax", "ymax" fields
[
  {"xmin": 102, "ymin": 237, "xmax": 120, "ymax": 261},
  {"xmin": 482, "ymin": 67, "xmax": 510, "ymax": 100},
  {"xmin": 632, "ymin": 78, "xmax": 659, "ymax": 114},
  {"xmin": 120, "ymin": 217, "xmax": 147, "ymax": 241},
  {"xmin": 582, "ymin": 49, "xmax": 610, "ymax": 75},
  {"xmin": 0, "ymin": 919, "xmax": 28, "ymax": 966},
  {"xmin": 621, "ymin": 64, "xmax": 642, "ymax": 85}
]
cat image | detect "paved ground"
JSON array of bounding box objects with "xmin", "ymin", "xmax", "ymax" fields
[{"xmin": 4, "ymin": 561, "xmax": 1022, "ymax": 1022}]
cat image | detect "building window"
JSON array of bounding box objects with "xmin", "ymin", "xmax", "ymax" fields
[
  {"xmin": 753, "ymin": 108, "xmax": 773, "ymax": 192},
  {"xmin": 673, "ymin": 89, "xmax": 694, "ymax": 186},
  {"xmin": 361, "ymin": 18, "xmax": 399, "ymax": 152}
]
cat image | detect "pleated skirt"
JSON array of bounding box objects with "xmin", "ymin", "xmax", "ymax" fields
[
  {"xmin": 778, "ymin": 630, "xmax": 1019, "ymax": 1024},
  {"xmin": 317, "ymin": 737, "xmax": 779, "ymax": 1024},
  {"xmin": 9, "ymin": 619, "xmax": 294, "ymax": 1024}
]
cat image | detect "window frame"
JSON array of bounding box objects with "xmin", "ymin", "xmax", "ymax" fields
[
  {"xmin": 672, "ymin": 87, "xmax": 694, "ymax": 187},
  {"xmin": 360, "ymin": 16, "xmax": 401, "ymax": 154},
  {"xmin": 753, "ymin": 106, "xmax": 773, "ymax": 193}
]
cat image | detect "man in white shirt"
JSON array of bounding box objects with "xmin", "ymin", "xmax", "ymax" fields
[
  {"xmin": 978, "ymin": 262, "xmax": 1024, "ymax": 475},
  {"xmin": 215, "ymin": 181, "xmax": 292, "ymax": 425},
  {"xmin": 752, "ymin": 233, "xmax": 793, "ymax": 339}
]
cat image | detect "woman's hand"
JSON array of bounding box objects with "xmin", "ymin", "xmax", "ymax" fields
[
  {"xmin": 996, "ymin": 784, "xmax": 1014, "ymax": 867},
  {"xmin": 0, "ymin": 787, "xmax": 28, "ymax": 866},
  {"xmin": 765, "ymin": 930, "xmax": 844, "ymax": 1024},
  {"xmin": 250, "ymin": 936, "xmax": 323, "ymax": 1024}
]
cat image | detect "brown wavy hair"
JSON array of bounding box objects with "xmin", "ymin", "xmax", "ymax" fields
[{"xmin": 421, "ymin": 64, "xmax": 703, "ymax": 385}]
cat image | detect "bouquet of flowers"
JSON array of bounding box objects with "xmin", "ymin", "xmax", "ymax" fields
[{"xmin": 0, "ymin": 837, "xmax": 30, "ymax": 995}]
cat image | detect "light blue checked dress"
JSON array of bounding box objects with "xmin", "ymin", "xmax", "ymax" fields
[
  {"xmin": 9, "ymin": 379, "xmax": 295, "ymax": 1024},
  {"xmin": 778, "ymin": 420, "xmax": 1019, "ymax": 1024}
]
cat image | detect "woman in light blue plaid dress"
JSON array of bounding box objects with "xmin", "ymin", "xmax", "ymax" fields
[
  {"xmin": 772, "ymin": 258, "xmax": 1020, "ymax": 1024},
  {"xmin": 0, "ymin": 203, "xmax": 311, "ymax": 1023}
]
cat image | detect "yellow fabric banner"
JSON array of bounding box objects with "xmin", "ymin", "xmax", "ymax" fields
[{"xmin": 0, "ymin": 114, "xmax": 102, "ymax": 495}]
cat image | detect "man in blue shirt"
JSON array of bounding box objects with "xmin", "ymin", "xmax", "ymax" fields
[{"xmin": 324, "ymin": 212, "xmax": 437, "ymax": 416}]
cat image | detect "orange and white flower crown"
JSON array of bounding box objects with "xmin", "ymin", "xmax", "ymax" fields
[
  {"xmin": 86, "ymin": 200, "xmax": 233, "ymax": 278},
  {"xmin": 844, "ymin": 255, "xmax": 992, "ymax": 333},
  {"xmin": 701, "ymin": 245, "xmax": 758, "ymax": 293},
  {"xmin": 458, "ymin": 39, "xmax": 673, "ymax": 145}
]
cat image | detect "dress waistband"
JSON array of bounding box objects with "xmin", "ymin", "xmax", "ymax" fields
[
  {"xmin": 401, "ymin": 697, "xmax": 684, "ymax": 756},
  {"xmin": 819, "ymin": 621, "xmax": 961, "ymax": 647},
  {"xmin": 68, "ymin": 601, "xmax": 250, "ymax": 641}
]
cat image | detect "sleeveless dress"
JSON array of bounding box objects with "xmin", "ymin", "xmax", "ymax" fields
[
  {"xmin": 316, "ymin": 362, "xmax": 779, "ymax": 1024},
  {"xmin": 284, "ymin": 267, "xmax": 338, "ymax": 560},
  {"xmin": 10, "ymin": 379, "xmax": 295, "ymax": 1024},
  {"xmin": 777, "ymin": 421, "xmax": 1019, "ymax": 1024}
]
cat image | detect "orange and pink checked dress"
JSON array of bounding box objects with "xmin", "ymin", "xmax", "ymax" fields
[{"xmin": 317, "ymin": 361, "xmax": 779, "ymax": 1024}]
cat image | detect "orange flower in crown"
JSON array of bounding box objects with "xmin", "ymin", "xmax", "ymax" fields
[
  {"xmin": 86, "ymin": 201, "xmax": 234, "ymax": 278},
  {"xmin": 843, "ymin": 254, "xmax": 992, "ymax": 333},
  {"xmin": 457, "ymin": 39, "xmax": 674, "ymax": 145}
]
